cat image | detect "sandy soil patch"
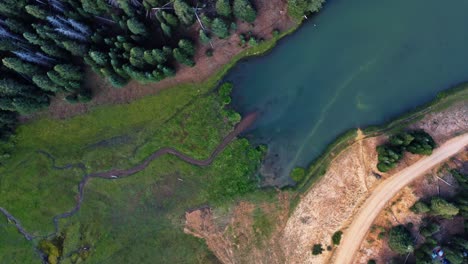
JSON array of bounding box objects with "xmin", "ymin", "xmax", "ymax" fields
[{"xmin": 280, "ymin": 103, "xmax": 467, "ymax": 264}]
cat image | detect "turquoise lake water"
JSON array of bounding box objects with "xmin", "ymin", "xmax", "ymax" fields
[{"xmin": 227, "ymin": 0, "xmax": 468, "ymax": 186}]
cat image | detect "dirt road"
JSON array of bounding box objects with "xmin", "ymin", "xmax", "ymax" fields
[{"xmin": 332, "ymin": 133, "xmax": 468, "ymax": 264}]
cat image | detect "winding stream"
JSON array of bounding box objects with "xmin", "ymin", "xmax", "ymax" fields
[{"xmin": 227, "ymin": 0, "xmax": 468, "ymax": 186}]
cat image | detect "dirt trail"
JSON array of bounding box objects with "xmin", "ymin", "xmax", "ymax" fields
[{"xmin": 332, "ymin": 133, "xmax": 468, "ymax": 264}]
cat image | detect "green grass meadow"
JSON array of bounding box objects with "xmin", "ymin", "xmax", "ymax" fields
[{"xmin": 0, "ymin": 29, "xmax": 296, "ymax": 263}]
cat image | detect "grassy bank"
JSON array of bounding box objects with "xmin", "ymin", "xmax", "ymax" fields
[
  {"xmin": 289, "ymin": 83, "xmax": 468, "ymax": 210},
  {"xmin": 363, "ymin": 83, "xmax": 468, "ymax": 135},
  {"xmin": 0, "ymin": 25, "xmax": 300, "ymax": 264}
]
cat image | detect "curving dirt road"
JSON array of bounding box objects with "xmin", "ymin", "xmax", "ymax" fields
[{"xmin": 333, "ymin": 133, "xmax": 468, "ymax": 264}]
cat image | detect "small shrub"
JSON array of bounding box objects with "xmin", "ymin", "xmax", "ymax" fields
[
  {"xmin": 205, "ymin": 49, "xmax": 214, "ymax": 57},
  {"xmin": 290, "ymin": 167, "xmax": 305, "ymax": 183},
  {"xmin": 332, "ymin": 231, "xmax": 343, "ymax": 245},
  {"xmin": 410, "ymin": 201, "xmax": 430, "ymax": 214},
  {"xmin": 312, "ymin": 244, "xmax": 323, "ymax": 255}
]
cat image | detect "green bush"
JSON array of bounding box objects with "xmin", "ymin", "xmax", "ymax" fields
[
  {"xmin": 419, "ymin": 222, "xmax": 440, "ymax": 237},
  {"xmin": 312, "ymin": 244, "xmax": 323, "ymax": 255},
  {"xmin": 410, "ymin": 201, "xmax": 430, "ymax": 214},
  {"xmin": 290, "ymin": 167, "xmax": 305, "ymax": 183},
  {"xmin": 332, "ymin": 231, "xmax": 343, "ymax": 245}
]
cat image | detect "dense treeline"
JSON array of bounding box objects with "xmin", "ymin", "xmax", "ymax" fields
[
  {"xmin": 376, "ymin": 130, "xmax": 436, "ymax": 172},
  {"xmin": 387, "ymin": 169, "xmax": 468, "ymax": 264},
  {"xmin": 0, "ymin": 0, "xmax": 257, "ymax": 162}
]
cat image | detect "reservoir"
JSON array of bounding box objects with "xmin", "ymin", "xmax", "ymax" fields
[{"xmin": 227, "ymin": 0, "xmax": 468, "ymax": 186}]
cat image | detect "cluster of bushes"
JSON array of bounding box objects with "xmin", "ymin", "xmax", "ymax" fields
[
  {"xmin": 287, "ymin": 0, "xmax": 325, "ymax": 21},
  {"xmin": 0, "ymin": 0, "xmax": 258, "ymax": 161},
  {"xmin": 377, "ymin": 130, "xmax": 436, "ymax": 172},
  {"xmin": 218, "ymin": 82, "xmax": 241, "ymax": 123},
  {"xmin": 38, "ymin": 236, "xmax": 64, "ymax": 264},
  {"xmin": 386, "ymin": 169, "xmax": 468, "ymax": 263}
]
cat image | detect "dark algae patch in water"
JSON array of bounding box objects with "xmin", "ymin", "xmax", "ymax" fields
[{"xmin": 228, "ymin": 0, "xmax": 468, "ymax": 186}]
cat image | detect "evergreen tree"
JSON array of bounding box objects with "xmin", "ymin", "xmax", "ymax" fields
[
  {"xmin": 174, "ymin": 0, "xmax": 194, "ymax": 25},
  {"xmin": 89, "ymin": 51, "xmax": 108, "ymax": 66},
  {"xmin": 233, "ymin": 0, "xmax": 256, "ymax": 23},
  {"xmin": 32, "ymin": 75, "xmax": 59, "ymax": 92},
  {"xmin": 129, "ymin": 47, "xmax": 146, "ymax": 68},
  {"xmin": 54, "ymin": 64, "xmax": 82, "ymax": 81},
  {"xmin": 199, "ymin": 30, "xmax": 211, "ymax": 44},
  {"xmin": 47, "ymin": 70, "xmax": 69, "ymax": 87},
  {"xmin": 2, "ymin": 57, "xmax": 43, "ymax": 77},
  {"xmin": 25, "ymin": 5, "xmax": 48, "ymax": 19},
  {"xmin": 173, "ymin": 48, "xmax": 194, "ymax": 67},
  {"xmin": 178, "ymin": 39, "xmax": 195, "ymax": 55},
  {"xmin": 430, "ymin": 197, "xmax": 459, "ymax": 219},
  {"xmin": 127, "ymin": 18, "xmax": 148, "ymax": 36},
  {"xmin": 12, "ymin": 95, "xmax": 49, "ymax": 115},
  {"xmin": 160, "ymin": 22, "xmax": 172, "ymax": 37},
  {"xmin": 211, "ymin": 18, "xmax": 229, "ymax": 38},
  {"xmin": 0, "ymin": 79, "xmax": 31, "ymax": 96},
  {"xmin": 62, "ymin": 41, "xmax": 87, "ymax": 56},
  {"xmin": 161, "ymin": 12, "xmax": 179, "ymax": 27},
  {"xmin": 216, "ymin": 0, "xmax": 232, "ymax": 17},
  {"xmin": 388, "ymin": 225, "xmax": 414, "ymax": 254}
]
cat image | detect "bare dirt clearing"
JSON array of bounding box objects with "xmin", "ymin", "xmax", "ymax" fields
[
  {"xmin": 184, "ymin": 193, "xmax": 292, "ymax": 264},
  {"xmin": 332, "ymin": 133, "xmax": 468, "ymax": 264}
]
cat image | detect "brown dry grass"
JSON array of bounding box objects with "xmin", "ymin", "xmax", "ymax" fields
[{"xmin": 184, "ymin": 192, "xmax": 292, "ymax": 264}]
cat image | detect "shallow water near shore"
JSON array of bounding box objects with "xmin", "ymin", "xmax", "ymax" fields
[{"xmin": 227, "ymin": 0, "xmax": 468, "ymax": 186}]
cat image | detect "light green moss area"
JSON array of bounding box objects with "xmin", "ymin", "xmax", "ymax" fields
[{"xmin": 0, "ymin": 28, "xmax": 293, "ymax": 263}]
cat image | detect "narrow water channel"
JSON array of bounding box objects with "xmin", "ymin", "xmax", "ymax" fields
[{"xmin": 227, "ymin": 0, "xmax": 468, "ymax": 186}]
